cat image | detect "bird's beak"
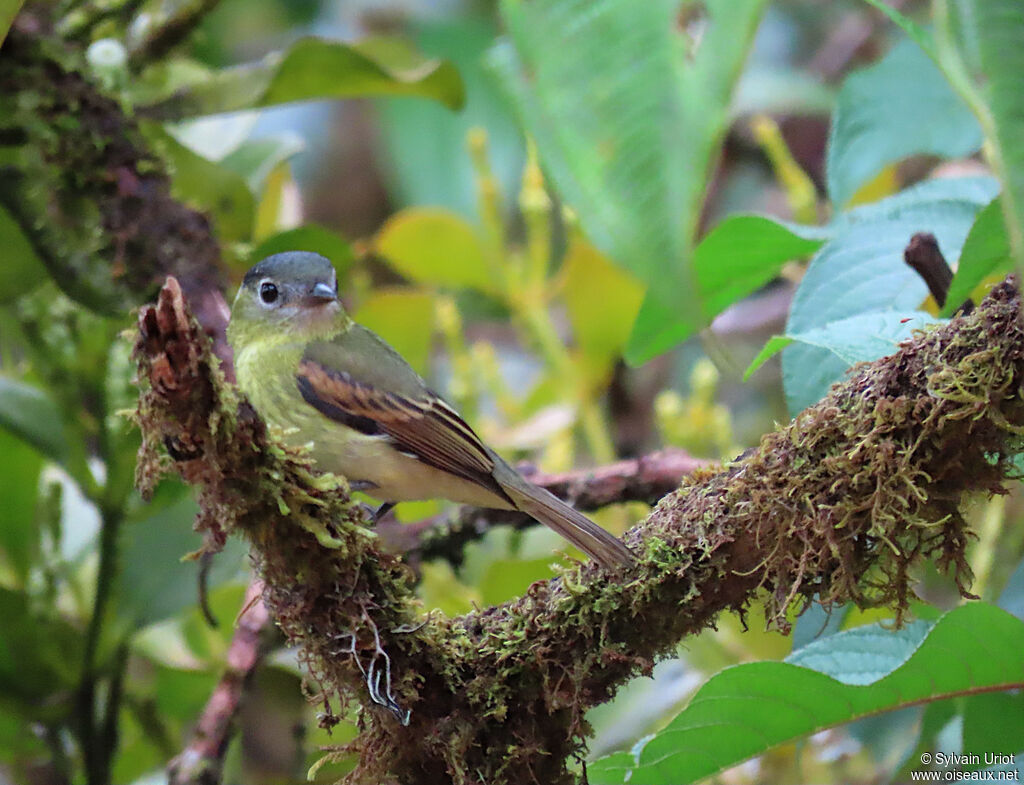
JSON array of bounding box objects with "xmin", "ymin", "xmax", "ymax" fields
[{"xmin": 305, "ymin": 282, "xmax": 337, "ymax": 305}]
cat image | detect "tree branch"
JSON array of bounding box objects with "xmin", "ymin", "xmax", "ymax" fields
[
  {"xmin": 904, "ymin": 231, "xmax": 975, "ymax": 315},
  {"xmin": 134, "ymin": 275, "xmax": 1023, "ymax": 784},
  {"xmin": 169, "ymin": 580, "xmax": 271, "ymax": 785}
]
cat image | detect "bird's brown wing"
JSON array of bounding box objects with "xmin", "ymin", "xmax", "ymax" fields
[{"xmin": 296, "ymin": 335, "xmax": 507, "ymax": 498}]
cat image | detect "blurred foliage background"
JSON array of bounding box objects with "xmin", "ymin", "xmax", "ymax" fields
[{"xmin": 1, "ymin": 0, "xmax": 1024, "ymax": 783}]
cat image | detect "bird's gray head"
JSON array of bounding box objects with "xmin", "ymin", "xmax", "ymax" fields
[{"xmin": 230, "ymin": 252, "xmax": 344, "ymax": 338}]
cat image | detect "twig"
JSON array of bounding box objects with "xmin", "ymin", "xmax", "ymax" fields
[
  {"xmin": 904, "ymin": 231, "xmax": 974, "ymax": 314},
  {"xmin": 168, "ymin": 580, "xmax": 271, "ymax": 785}
]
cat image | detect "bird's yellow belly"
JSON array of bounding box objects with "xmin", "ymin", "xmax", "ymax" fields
[
  {"xmin": 236, "ymin": 343, "xmax": 509, "ymax": 509},
  {"xmin": 305, "ymin": 431, "xmax": 511, "ymax": 509}
]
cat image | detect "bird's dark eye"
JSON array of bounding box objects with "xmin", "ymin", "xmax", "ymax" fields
[{"xmin": 259, "ymin": 281, "xmax": 279, "ymax": 305}]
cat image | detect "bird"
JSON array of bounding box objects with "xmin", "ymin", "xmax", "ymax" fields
[{"xmin": 226, "ymin": 251, "xmax": 634, "ymax": 568}]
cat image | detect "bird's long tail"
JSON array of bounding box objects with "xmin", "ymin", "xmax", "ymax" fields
[{"xmin": 499, "ymin": 477, "xmax": 634, "ymax": 568}]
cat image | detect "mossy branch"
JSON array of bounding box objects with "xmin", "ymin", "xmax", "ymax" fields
[{"xmin": 135, "ymin": 276, "xmax": 1024, "ymax": 784}]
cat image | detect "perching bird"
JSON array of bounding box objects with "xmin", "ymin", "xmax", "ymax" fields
[{"xmin": 226, "ymin": 252, "xmax": 634, "ymax": 568}]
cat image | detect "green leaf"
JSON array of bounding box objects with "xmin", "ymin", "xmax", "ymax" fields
[
  {"xmin": 962, "ymin": 692, "xmax": 1024, "ymax": 763},
  {"xmin": 0, "ymin": 376, "xmax": 70, "ymax": 465},
  {"xmin": 629, "ymin": 215, "xmax": 828, "ymax": 360},
  {"xmin": 944, "ymin": 198, "xmax": 1010, "ymax": 315},
  {"xmin": 140, "ymin": 36, "xmax": 464, "ymax": 120},
  {"xmin": 354, "ymin": 289, "xmax": 435, "ymax": 375},
  {"xmin": 490, "ymin": 0, "xmax": 768, "ymax": 364},
  {"xmin": 696, "ymin": 215, "xmax": 828, "ymax": 320},
  {"xmin": 589, "ymin": 603, "xmax": 1024, "ymax": 785},
  {"xmin": 827, "ymin": 39, "xmax": 982, "ymax": 208},
  {"xmin": 375, "ymin": 208, "xmax": 493, "ymax": 293},
  {"xmin": 118, "ymin": 484, "xmax": 248, "ymax": 628},
  {"xmin": 0, "ymin": 587, "xmax": 82, "ymax": 711},
  {"xmin": 746, "ymin": 311, "xmax": 938, "ymax": 381},
  {"xmin": 782, "ymin": 176, "xmax": 997, "ymax": 414},
  {"xmin": 118, "ymin": 489, "xmax": 203, "ymax": 627},
  {"xmin": 562, "ymin": 239, "xmax": 644, "ymax": 367},
  {"xmin": 219, "ymin": 134, "xmax": 305, "ymax": 192},
  {"xmin": 972, "ymin": 2, "xmax": 1024, "ymax": 274},
  {"xmin": 140, "ymin": 121, "xmax": 255, "ymax": 243},
  {"xmin": 0, "ymin": 0, "xmax": 23, "ymax": 48},
  {"xmin": 250, "ymin": 224, "xmax": 353, "ymax": 274},
  {"xmin": 0, "ymin": 431, "xmax": 41, "ymax": 584},
  {"xmin": 0, "ymin": 204, "xmax": 47, "ymax": 303},
  {"xmin": 860, "ymin": 0, "xmax": 937, "ymax": 57}
]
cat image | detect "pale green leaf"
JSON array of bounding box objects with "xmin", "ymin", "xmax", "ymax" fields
[
  {"xmin": 140, "ymin": 121, "xmax": 255, "ymax": 243},
  {"xmin": 375, "ymin": 208, "xmax": 493, "ymax": 293},
  {"xmin": 354, "ymin": 289, "xmax": 435, "ymax": 375},
  {"xmin": 140, "ymin": 36, "xmax": 464, "ymax": 120},
  {"xmin": 782, "ymin": 176, "xmax": 997, "ymax": 414},
  {"xmin": 377, "ymin": 17, "xmax": 525, "ymax": 217},
  {"xmin": 827, "ymin": 39, "xmax": 981, "ymax": 208},
  {"xmin": 590, "ymin": 604, "xmax": 1024, "ymax": 785},
  {"xmin": 562, "ymin": 240, "xmax": 644, "ymax": 366}
]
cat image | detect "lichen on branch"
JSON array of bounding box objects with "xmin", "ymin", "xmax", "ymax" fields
[{"xmin": 134, "ymin": 276, "xmax": 1024, "ymax": 784}]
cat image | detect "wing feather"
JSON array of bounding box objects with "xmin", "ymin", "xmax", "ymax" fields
[{"xmin": 296, "ymin": 358, "xmax": 503, "ymax": 493}]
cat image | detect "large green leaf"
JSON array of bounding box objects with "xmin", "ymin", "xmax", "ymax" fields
[
  {"xmin": 745, "ymin": 310, "xmax": 939, "ymax": 381},
  {"xmin": 0, "ymin": 376, "xmax": 70, "ymax": 466},
  {"xmin": 827, "ymin": 38, "xmax": 982, "ymax": 208},
  {"xmin": 0, "ymin": 0, "xmax": 22, "ymax": 48},
  {"xmin": 972, "ymin": 1, "xmax": 1024, "ymax": 273},
  {"xmin": 625, "ymin": 215, "xmax": 828, "ymax": 359},
  {"xmin": 589, "ymin": 603, "xmax": 1024, "ymax": 785},
  {"xmin": 0, "ymin": 430, "xmax": 41, "ymax": 584},
  {"xmin": 140, "ymin": 121, "xmax": 255, "ymax": 243},
  {"xmin": 118, "ymin": 484, "xmax": 248, "ymax": 628},
  {"xmin": 782, "ymin": 176, "xmax": 997, "ymax": 414},
  {"xmin": 0, "ymin": 204, "xmax": 47, "ymax": 303},
  {"xmin": 140, "ymin": 36, "xmax": 464, "ymax": 120},
  {"xmin": 490, "ymin": 0, "xmax": 768, "ymax": 364},
  {"xmin": 944, "ymin": 197, "xmax": 1010, "ymax": 315},
  {"xmin": 375, "ymin": 208, "xmax": 494, "ymax": 293}
]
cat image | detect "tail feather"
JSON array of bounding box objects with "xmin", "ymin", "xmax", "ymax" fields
[{"xmin": 500, "ymin": 480, "xmax": 634, "ymax": 568}]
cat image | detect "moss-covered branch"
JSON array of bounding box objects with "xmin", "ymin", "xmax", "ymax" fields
[
  {"xmin": 135, "ymin": 275, "xmax": 1023, "ymax": 784},
  {"xmin": 0, "ymin": 12, "xmax": 232, "ymax": 362}
]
